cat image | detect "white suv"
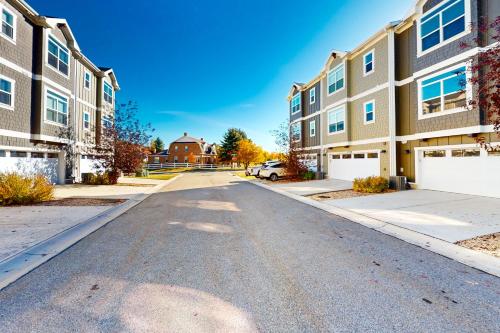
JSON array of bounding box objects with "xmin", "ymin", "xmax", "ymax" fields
[{"xmin": 259, "ymin": 162, "xmax": 288, "ymax": 181}]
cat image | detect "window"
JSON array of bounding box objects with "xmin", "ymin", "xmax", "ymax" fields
[
  {"xmin": 184, "ymin": 156, "xmax": 188, "ymax": 163},
  {"xmin": 153, "ymin": 156, "xmax": 160, "ymax": 163},
  {"xmin": 291, "ymin": 93, "xmax": 301, "ymax": 114},
  {"xmin": 423, "ymin": 150, "xmax": 446, "ymax": 157},
  {"xmin": 342, "ymin": 154, "xmax": 352, "ymax": 159},
  {"xmin": 354, "ymin": 153, "xmax": 365, "ymax": 159},
  {"xmin": 291, "ymin": 122, "xmax": 301, "ymax": 142},
  {"xmin": 184, "ymin": 146, "xmax": 188, "ymax": 152},
  {"xmin": 47, "ymin": 153, "xmax": 58, "ymax": 159},
  {"xmin": 331, "ymin": 155, "xmax": 340, "ymax": 160},
  {"xmin": 174, "ymin": 156, "xmax": 178, "ymax": 162},
  {"xmin": 47, "ymin": 36, "xmax": 69, "ymax": 76},
  {"xmin": 327, "ymin": 63, "xmax": 344, "ymax": 94},
  {"xmin": 420, "ymin": 66, "xmax": 467, "ymax": 118},
  {"xmin": 102, "ymin": 115, "xmax": 113, "ymax": 128},
  {"xmin": 420, "ymin": 0, "xmax": 466, "ymax": 53},
  {"xmin": 83, "ymin": 112, "xmax": 90, "ymax": 130},
  {"xmin": 364, "ymin": 100, "xmax": 375, "ymax": 124},
  {"xmin": 0, "ymin": 150, "xmax": 5, "ymax": 157},
  {"xmin": 175, "ymin": 146, "xmax": 178, "ymax": 152},
  {"xmin": 309, "ymin": 120, "xmax": 316, "ymax": 137},
  {"xmin": 10, "ymin": 151, "xmax": 27, "ymax": 158},
  {"xmin": 1, "ymin": 8, "xmax": 14, "ymax": 40},
  {"xmin": 488, "ymin": 150, "xmax": 500, "ymax": 157},
  {"xmin": 46, "ymin": 90, "xmax": 68, "ymax": 125},
  {"xmin": 328, "ymin": 106, "xmax": 345, "ymax": 134},
  {"xmin": 363, "ymin": 50, "xmax": 374, "ymax": 75},
  {"xmin": 84, "ymin": 71, "xmax": 91, "ymax": 89},
  {"xmin": 367, "ymin": 152, "xmax": 379, "ymax": 159},
  {"xmin": 0, "ymin": 77, "xmax": 13, "ymax": 109},
  {"xmin": 452, "ymin": 149, "xmax": 480, "ymax": 157},
  {"xmin": 310, "ymin": 87, "xmax": 316, "ymax": 104},
  {"xmin": 31, "ymin": 152, "xmax": 44, "ymax": 158},
  {"xmin": 104, "ymin": 82, "xmax": 113, "ymax": 104}
]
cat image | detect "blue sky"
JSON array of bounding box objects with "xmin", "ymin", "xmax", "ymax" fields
[{"xmin": 30, "ymin": 0, "xmax": 413, "ymax": 151}]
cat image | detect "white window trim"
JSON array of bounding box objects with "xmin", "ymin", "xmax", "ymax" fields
[
  {"xmin": 291, "ymin": 93, "xmax": 301, "ymax": 115},
  {"xmin": 84, "ymin": 70, "xmax": 91, "ymax": 90},
  {"xmin": 0, "ymin": 5, "xmax": 17, "ymax": 44},
  {"xmin": 327, "ymin": 105, "xmax": 346, "ymax": 136},
  {"xmin": 103, "ymin": 81, "xmax": 114, "ymax": 104},
  {"xmin": 83, "ymin": 111, "xmax": 90, "ymax": 131},
  {"xmin": 0, "ymin": 74, "xmax": 15, "ymax": 111},
  {"xmin": 363, "ymin": 100, "xmax": 376, "ymax": 124},
  {"xmin": 45, "ymin": 32, "xmax": 71, "ymax": 79},
  {"xmin": 416, "ymin": 0, "xmax": 472, "ymax": 58},
  {"xmin": 417, "ymin": 62, "xmax": 471, "ymax": 120},
  {"xmin": 363, "ymin": 49, "xmax": 375, "ymax": 76},
  {"xmin": 290, "ymin": 122, "xmax": 301, "ymax": 143},
  {"xmin": 43, "ymin": 87, "xmax": 69, "ymax": 127},
  {"xmin": 309, "ymin": 120, "xmax": 316, "ymax": 137},
  {"xmin": 327, "ymin": 61, "xmax": 346, "ymax": 97},
  {"xmin": 309, "ymin": 87, "xmax": 316, "ymax": 104}
]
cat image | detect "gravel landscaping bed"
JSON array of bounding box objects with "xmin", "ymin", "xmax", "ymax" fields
[
  {"xmin": 456, "ymin": 233, "xmax": 500, "ymax": 258},
  {"xmin": 35, "ymin": 198, "xmax": 126, "ymax": 206},
  {"xmin": 308, "ymin": 189, "xmax": 395, "ymax": 201}
]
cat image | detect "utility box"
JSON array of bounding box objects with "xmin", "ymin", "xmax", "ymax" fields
[{"xmin": 390, "ymin": 176, "xmax": 407, "ymax": 191}]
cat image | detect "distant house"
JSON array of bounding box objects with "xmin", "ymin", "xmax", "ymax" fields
[{"xmin": 147, "ymin": 133, "xmax": 217, "ymax": 165}]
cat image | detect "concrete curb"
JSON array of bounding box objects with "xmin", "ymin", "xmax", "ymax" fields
[
  {"xmin": 236, "ymin": 175, "xmax": 500, "ymax": 277},
  {"xmin": 0, "ymin": 174, "xmax": 182, "ymax": 291}
]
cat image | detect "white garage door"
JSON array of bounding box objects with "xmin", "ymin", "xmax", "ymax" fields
[
  {"xmin": 418, "ymin": 147, "xmax": 500, "ymax": 198},
  {"xmin": 328, "ymin": 152, "xmax": 380, "ymax": 181},
  {"xmin": 0, "ymin": 151, "xmax": 59, "ymax": 183}
]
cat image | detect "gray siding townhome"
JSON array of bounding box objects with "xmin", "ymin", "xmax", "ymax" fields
[
  {"xmin": 288, "ymin": 0, "xmax": 500, "ymax": 198},
  {"xmin": 0, "ymin": 0, "xmax": 119, "ymax": 183}
]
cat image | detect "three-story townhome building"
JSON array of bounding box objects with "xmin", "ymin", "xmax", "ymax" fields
[
  {"xmin": 289, "ymin": 0, "xmax": 500, "ymax": 198},
  {"xmin": 0, "ymin": 0, "xmax": 119, "ymax": 184}
]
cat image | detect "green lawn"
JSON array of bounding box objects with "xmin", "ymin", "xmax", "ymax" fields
[
  {"xmin": 134, "ymin": 174, "xmax": 177, "ymax": 181},
  {"xmin": 234, "ymin": 171, "xmax": 255, "ymax": 179}
]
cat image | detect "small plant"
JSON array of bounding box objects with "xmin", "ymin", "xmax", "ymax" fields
[
  {"xmin": 0, "ymin": 173, "xmax": 54, "ymax": 206},
  {"xmin": 353, "ymin": 176, "xmax": 389, "ymax": 193},
  {"xmin": 82, "ymin": 172, "xmax": 115, "ymax": 185},
  {"xmin": 302, "ymin": 170, "xmax": 316, "ymax": 180}
]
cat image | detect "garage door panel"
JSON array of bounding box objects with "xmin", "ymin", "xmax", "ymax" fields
[{"xmin": 328, "ymin": 153, "xmax": 380, "ymax": 181}]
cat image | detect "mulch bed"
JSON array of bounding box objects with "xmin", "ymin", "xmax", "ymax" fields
[
  {"xmin": 456, "ymin": 233, "xmax": 500, "ymax": 258},
  {"xmin": 308, "ymin": 189, "xmax": 395, "ymax": 201},
  {"xmin": 35, "ymin": 198, "xmax": 127, "ymax": 206}
]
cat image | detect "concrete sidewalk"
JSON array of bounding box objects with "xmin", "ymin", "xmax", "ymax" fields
[
  {"xmin": 323, "ymin": 190, "xmax": 500, "ymax": 243},
  {"xmin": 259, "ymin": 178, "xmax": 352, "ymax": 196}
]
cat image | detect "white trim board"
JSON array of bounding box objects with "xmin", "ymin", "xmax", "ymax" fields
[{"xmin": 396, "ymin": 125, "xmax": 495, "ymax": 142}]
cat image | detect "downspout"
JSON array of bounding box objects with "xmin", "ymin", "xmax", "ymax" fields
[
  {"xmin": 72, "ymin": 56, "xmax": 79, "ymax": 182},
  {"xmin": 319, "ymin": 78, "xmax": 324, "ymax": 178},
  {"xmin": 387, "ymin": 27, "xmax": 397, "ymax": 177}
]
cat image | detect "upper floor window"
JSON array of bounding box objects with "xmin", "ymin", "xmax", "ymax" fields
[
  {"xmin": 175, "ymin": 146, "xmax": 178, "ymax": 152},
  {"xmin": 83, "ymin": 112, "xmax": 90, "ymax": 130},
  {"xmin": 328, "ymin": 64, "xmax": 345, "ymax": 95},
  {"xmin": 291, "ymin": 93, "xmax": 301, "ymax": 114},
  {"xmin": 104, "ymin": 82, "xmax": 113, "ymax": 104},
  {"xmin": 46, "ymin": 90, "xmax": 68, "ymax": 126},
  {"xmin": 310, "ymin": 87, "xmax": 316, "ymax": 104},
  {"xmin": 364, "ymin": 100, "xmax": 375, "ymax": 124},
  {"xmin": 102, "ymin": 115, "xmax": 113, "ymax": 128},
  {"xmin": 419, "ymin": 65, "xmax": 467, "ymax": 119},
  {"xmin": 328, "ymin": 106, "xmax": 345, "ymax": 134},
  {"xmin": 0, "ymin": 76, "xmax": 14, "ymax": 109},
  {"xmin": 291, "ymin": 122, "xmax": 301, "ymax": 142},
  {"xmin": 84, "ymin": 72, "xmax": 91, "ymax": 89},
  {"xmin": 48, "ymin": 36, "xmax": 69, "ymax": 76},
  {"xmin": 309, "ymin": 120, "xmax": 316, "ymax": 137},
  {"xmin": 363, "ymin": 50, "xmax": 374, "ymax": 76},
  {"xmin": 1, "ymin": 8, "xmax": 15, "ymax": 41},
  {"xmin": 420, "ymin": 0, "xmax": 466, "ymax": 53},
  {"xmin": 184, "ymin": 146, "xmax": 188, "ymax": 152}
]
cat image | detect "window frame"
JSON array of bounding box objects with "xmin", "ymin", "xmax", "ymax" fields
[
  {"xmin": 363, "ymin": 100, "xmax": 376, "ymax": 124},
  {"xmin": 102, "ymin": 114, "xmax": 113, "ymax": 128},
  {"xmin": 84, "ymin": 70, "xmax": 91, "ymax": 90},
  {"xmin": 309, "ymin": 120, "xmax": 316, "ymax": 137},
  {"xmin": 417, "ymin": 0, "xmax": 471, "ymax": 57},
  {"xmin": 290, "ymin": 122, "xmax": 301, "ymax": 143},
  {"xmin": 363, "ymin": 49, "xmax": 375, "ymax": 76},
  {"xmin": 1, "ymin": 5, "xmax": 16, "ymax": 44},
  {"xmin": 103, "ymin": 82, "xmax": 114, "ymax": 104},
  {"xmin": 0, "ymin": 74, "xmax": 15, "ymax": 110},
  {"xmin": 44, "ymin": 88, "xmax": 69, "ymax": 127},
  {"xmin": 46, "ymin": 34, "xmax": 70, "ymax": 78},
  {"xmin": 83, "ymin": 111, "xmax": 90, "ymax": 131},
  {"xmin": 327, "ymin": 62, "xmax": 345, "ymax": 96},
  {"xmin": 309, "ymin": 87, "xmax": 316, "ymax": 104},
  {"xmin": 417, "ymin": 62, "xmax": 471, "ymax": 120},
  {"xmin": 291, "ymin": 93, "xmax": 301, "ymax": 114},
  {"xmin": 327, "ymin": 105, "xmax": 346, "ymax": 135}
]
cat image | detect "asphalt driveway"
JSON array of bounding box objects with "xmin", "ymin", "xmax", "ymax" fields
[{"xmin": 0, "ymin": 172, "xmax": 498, "ymax": 332}]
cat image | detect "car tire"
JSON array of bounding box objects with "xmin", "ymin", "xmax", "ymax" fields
[{"xmin": 270, "ymin": 174, "xmax": 278, "ymax": 182}]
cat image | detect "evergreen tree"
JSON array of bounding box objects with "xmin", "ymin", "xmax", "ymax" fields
[
  {"xmin": 151, "ymin": 137, "xmax": 165, "ymax": 153},
  {"xmin": 219, "ymin": 128, "xmax": 247, "ymax": 161}
]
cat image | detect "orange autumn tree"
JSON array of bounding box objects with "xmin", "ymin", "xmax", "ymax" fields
[
  {"xmin": 188, "ymin": 152, "xmax": 197, "ymax": 164},
  {"xmin": 237, "ymin": 139, "xmax": 263, "ymax": 169}
]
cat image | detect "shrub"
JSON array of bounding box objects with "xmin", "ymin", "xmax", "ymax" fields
[
  {"xmin": 353, "ymin": 176, "xmax": 389, "ymax": 193},
  {"xmin": 81, "ymin": 171, "xmax": 120, "ymax": 185},
  {"xmin": 302, "ymin": 170, "xmax": 316, "ymax": 180},
  {"xmin": 0, "ymin": 173, "xmax": 54, "ymax": 206}
]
